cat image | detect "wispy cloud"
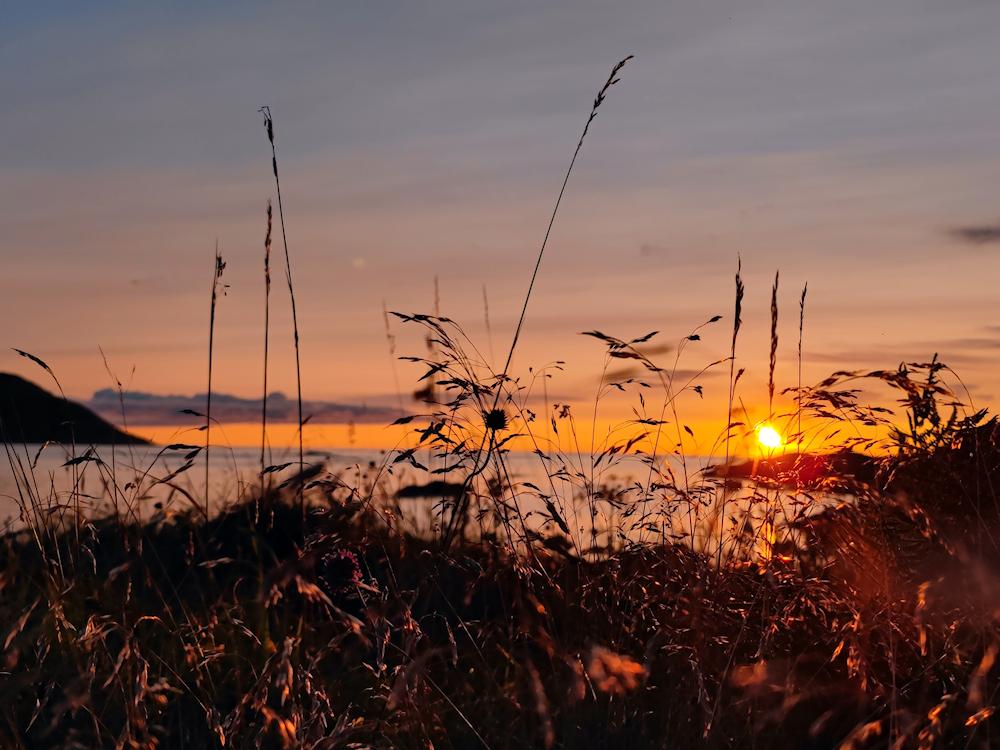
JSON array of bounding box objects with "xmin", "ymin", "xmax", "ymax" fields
[
  {"xmin": 604, "ymin": 364, "xmax": 723, "ymax": 382},
  {"xmin": 949, "ymin": 221, "xmax": 1000, "ymax": 245}
]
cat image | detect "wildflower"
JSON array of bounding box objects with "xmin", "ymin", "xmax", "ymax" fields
[
  {"xmin": 317, "ymin": 549, "xmax": 362, "ymax": 594},
  {"xmin": 484, "ymin": 408, "xmax": 509, "ymax": 432}
]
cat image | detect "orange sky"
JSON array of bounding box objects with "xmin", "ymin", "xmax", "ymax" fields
[{"xmin": 4, "ymin": 3, "xmax": 1000, "ymax": 450}]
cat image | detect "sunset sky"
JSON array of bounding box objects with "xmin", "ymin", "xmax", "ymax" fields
[{"xmin": 4, "ymin": 1, "xmax": 1000, "ymax": 449}]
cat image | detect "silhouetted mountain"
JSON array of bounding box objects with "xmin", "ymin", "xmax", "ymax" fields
[
  {"xmin": 88, "ymin": 387, "xmax": 406, "ymax": 425},
  {"xmin": 0, "ymin": 373, "xmax": 148, "ymax": 446}
]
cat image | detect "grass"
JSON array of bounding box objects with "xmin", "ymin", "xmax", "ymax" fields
[
  {"xmin": 260, "ymin": 106, "xmax": 305, "ymax": 522},
  {"xmin": 206, "ymin": 245, "xmax": 226, "ymax": 518},
  {"xmin": 3, "ymin": 58, "xmax": 1000, "ymax": 749},
  {"xmin": 261, "ymin": 200, "xmax": 273, "ymax": 506},
  {"xmin": 442, "ymin": 54, "xmax": 633, "ymax": 551},
  {"xmin": 3, "ymin": 395, "xmax": 1000, "ymax": 748}
]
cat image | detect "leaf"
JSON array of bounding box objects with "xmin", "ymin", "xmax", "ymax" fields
[
  {"xmin": 418, "ymin": 363, "xmax": 448, "ymax": 381},
  {"xmin": 629, "ymin": 331, "xmax": 659, "ymax": 344},
  {"xmin": 102, "ymin": 641, "xmax": 132, "ymax": 689},
  {"xmin": 580, "ymin": 330, "xmax": 619, "ymax": 345},
  {"xmin": 31, "ymin": 442, "xmax": 49, "ymax": 469},
  {"xmin": 11, "ymin": 348, "xmax": 53, "ymax": 376},
  {"xmin": 154, "ymin": 460, "xmax": 194, "ymax": 485},
  {"xmin": 495, "ymin": 433, "xmax": 524, "ymax": 451},
  {"xmin": 544, "ymin": 499, "xmax": 571, "ymax": 535},
  {"xmin": 3, "ymin": 599, "xmax": 38, "ymax": 650},
  {"xmin": 393, "ymin": 448, "xmax": 428, "ymax": 471},
  {"xmin": 63, "ymin": 449, "xmax": 98, "ymax": 467},
  {"xmin": 262, "ymin": 463, "xmax": 294, "ymax": 475},
  {"xmin": 622, "ymin": 433, "xmax": 647, "ymax": 454}
]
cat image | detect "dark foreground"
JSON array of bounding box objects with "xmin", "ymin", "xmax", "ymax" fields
[{"xmin": 3, "ymin": 424, "xmax": 1000, "ymax": 749}]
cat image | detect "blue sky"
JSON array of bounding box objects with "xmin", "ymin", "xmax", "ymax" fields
[{"xmin": 4, "ymin": 1, "xmax": 1000, "ymax": 436}]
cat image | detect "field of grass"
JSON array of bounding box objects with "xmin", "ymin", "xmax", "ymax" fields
[
  {"xmin": 4, "ymin": 57, "xmax": 1000, "ymax": 749},
  {"xmin": 3, "ymin": 377, "xmax": 1000, "ymax": 748}
]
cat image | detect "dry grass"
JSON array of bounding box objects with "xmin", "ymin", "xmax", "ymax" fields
[
  {"xmin": 4, "ymin": 57, "xmax": 1000, "ymax": 750},
  {"xmin": 259, "ymin": 106, "xmax": 305, "ymax": 521},
  {"xmin": 3, "ymin": 398, "xmax": 1000, "ymax": 749},
  {"xmin": 6, "ymin": 308, "xmax": 999, "ymax": 748}
]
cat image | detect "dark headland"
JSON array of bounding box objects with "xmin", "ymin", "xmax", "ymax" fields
[{"xmin": 0, "ymin": 373, "xmax": 148, "ymax": 446}]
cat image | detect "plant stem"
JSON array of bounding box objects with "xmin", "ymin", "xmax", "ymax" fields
[{"xmin": 259, "ymin": 107, "xmax": 305, "ymax": 521}]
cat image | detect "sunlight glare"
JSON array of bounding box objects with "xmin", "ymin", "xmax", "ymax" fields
[{"xmin": 756, "ymin": 424, "xmax": 783, "ymax": 450}]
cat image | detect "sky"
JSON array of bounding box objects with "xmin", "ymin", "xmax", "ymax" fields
[{"xmin": 3, "ymin": 1, "xmax": 1000, "ymax": 449}]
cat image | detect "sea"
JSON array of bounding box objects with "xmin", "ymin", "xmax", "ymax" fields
[{"xmin": 0, "ymin": 441, "xmax": 798, "ymax": 552}]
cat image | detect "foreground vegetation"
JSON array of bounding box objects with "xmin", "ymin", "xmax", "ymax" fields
[
  {"xmin": 2, "ymin": 375, "xmax": 1000, "ymax": 748},
  {"xmin": 5, "ymin": 54, "xmax": 999, "ymax": 749}
]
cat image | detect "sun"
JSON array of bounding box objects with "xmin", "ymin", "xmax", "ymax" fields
[{"xmin": 756, "ymin": 423, "xmax": 783, "ymax": 450}]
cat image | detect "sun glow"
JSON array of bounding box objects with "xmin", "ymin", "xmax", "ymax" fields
[{"xmin": 756, "ymin": 423, "xmax": 783, "ymax": 451}]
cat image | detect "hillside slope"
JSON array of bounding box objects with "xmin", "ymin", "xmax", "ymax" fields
[{"xmin": 0, "ymin": 373, "xmax": 148, "ymax": 445}]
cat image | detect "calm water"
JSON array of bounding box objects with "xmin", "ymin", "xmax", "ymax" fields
[
  {"xmin": 1, "ymin": 442, "xmax": 795, "ymax": 552},
  {"xmin": 0, "ymin": 443, "xmax": 387, "ymax": 530}
]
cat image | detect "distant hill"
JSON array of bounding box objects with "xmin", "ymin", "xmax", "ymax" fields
[
  {"xmin": 88, "ymin": 387, "xmax": 405, "ymax": 426},
  {"xmin": 0, "ymin": 373, "xmax": 148, "ymax": 446}
]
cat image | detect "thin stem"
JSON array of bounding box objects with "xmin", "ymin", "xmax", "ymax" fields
[
  {"xmin": 768, "ymin": 270, "xmax": 779, "ymax": 418},
  {"xmin": 382, "ymin": 300, "xmax": 406, "ymax": 413},
  {"xmin": 717, "ymin": 257, "xmax": 743, "ymax": 569},
  {"xmin": 442, "ymin": 55, "xmax": 633, "ymax": 549},
  {"xmin": 482, "ymin": 283, "xmax": 495, "ymax": 366},
  {"xmin": 259, "ymin": 106, "xmax": 305, "ymax": 520},
  {"xmin": 206, "ymin": 244, "xmax": 225, "ymax": 519},
  {"xmin": 797, "ymin": 283, "xmax": 807, "ymax": 451},
  {"xmin": 260, "ymin": 201, "xmax": 273, "ymax": 512}
]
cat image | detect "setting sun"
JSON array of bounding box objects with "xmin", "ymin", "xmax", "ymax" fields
[{"xmin": 756, "ymin": 423, "xmax": 783, "ymax": 450}]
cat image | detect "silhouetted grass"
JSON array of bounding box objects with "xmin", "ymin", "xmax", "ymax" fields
[
  {"xmin": 5, "ymin": 270, "xmax": 1000, "ymax": 749},
  {"xmin": 259, "ymin": 106, "xmax": 305, "ymax": 521},
  {"xmin": 3, "ymin": 392, "xmax": 1000, "ymax": 748},
  {"xmin": 442, "ymin": 55, "xmax": 634, "ymax": 550},
  {"xmin": 261, "ymin": 200, "xmax": 273, "ymax": 506},
  {"xmin": 5, "ymin": 56, "xmax": 1000, "ymax": 750},
  {"xmin": 206, "ymin": 245, "xmax": 226, "ymax": 518}
]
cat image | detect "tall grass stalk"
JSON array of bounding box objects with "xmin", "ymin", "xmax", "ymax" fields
[
  {"xmin": 259, "ymin": 107, "xmax": 305, "ymax": 518},
  {"xmin": 764, "ymin": 272, "xmax": 780, "ymax": 562},
  {"xmin": 205, "ymin": 245, "xmax": 225, "ymax": 518},
  {"xmin": 482, "ymin": 283, "xmax": 495, "ymax": 366},
  {"xmin": 442, "ymin": 55, "xmax": 634, "ymax": 548},
  {"xmin": 382, "ymin": 300, "xmax": 405, "ymax": 412},
  {"xmin": 10, "ymin": 348, "xmax": 78, "ymax": 551},
  {"xmin": 797, "ymin": 283, "xmax": 807, "ymax": 450},
  {"xmin": 260, "ymin": 201, "xmax": 273, "ymax": 506},
  {"xmin": 717, "ymin": 258, "xmax": 744, "ymax": 568},
  {"xmin": 98, "ymin": 348, "xmax": 138, "ymax": 523},
  {"xmin": 768, "ymin": 271, "xmax": 779, "ymax": 417},
  {"xmin": 498, "ymin": 56, "xmax": 632, "ymax": 386}
]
